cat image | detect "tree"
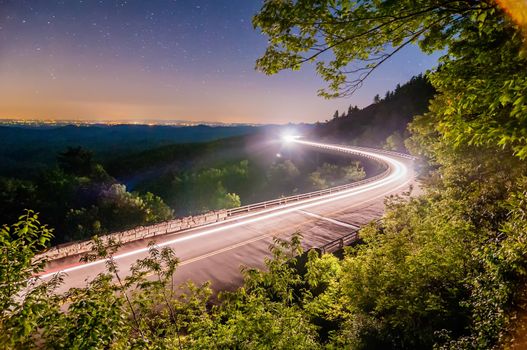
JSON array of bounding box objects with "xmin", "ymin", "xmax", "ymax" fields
[
  {"xmin": 332, "ymin": 110, "xmax": 339, "ymax": 120},
  {"xmin": 163, "ymin": 161, "xmax": 249, "ymax": 214},
  {"xmin": 254, "ymin": 1, "xmax": 494, "ymax": 96},
  {"xmin": 373, "ymin": 94, "xmax": 380, "ymax": 103},
  {"xmin": 97, "ymin": 183, "xmax": 149, "ymax": 231},
  {"xmin": 0, "ymin": 211, "xmax": 58, "ymax": 348},
  {"xmin": 64, "ymin": 206, "xmax": 102, "ymax": 241},
  {"xmin": 347, "ymin": 105, "xmax": 354, "ymax": 117},
  {"xmin": 0, "ymin": 212, "xmax": 214, "ymax": 348},
  {"xmin": 308, "ymin": 171, "xmax": 328, "ymax": 190},
  {"xmin": 315, "ymin": 75, "xmax": 435, "ymax": 147},
  {"xmin": 266, "ymin": 160, "xmax": 300, "ymax": 196},
  {"xmin": 342, "ymin": 161, "xmax": 366, "ymax": 182},
  {"xmin": 308, "ymin": 162, "xmax": 365, "ymax": 190},
  {"xmin": 0, "ymin": 178, "xmax": 39, "ymax": 226},
  {"xmin": 190, "ymin": 233, "xmax": 322, "ymax": 349},
  {"xmin": 142, "ymin": 191, "xmax": 174, "ymax": 223},
  {"xmin": 217, "ymin": 192, "xmax": 241, "ymax": 209},
  {"xmin": 384, "ymin": 131, "xmax": 405, "ymax": 151},
  {"xmin": 346, "ymin": 105, "xmax": 360, "ymax": 118},
  {"xmin": 57, "ymin": 147, "xmax": 97, "ymax": 177}
]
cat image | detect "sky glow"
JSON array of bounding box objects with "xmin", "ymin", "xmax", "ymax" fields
[{"xmin": 0, "ymin": 1, "xmax": 440, "ymax": 124}]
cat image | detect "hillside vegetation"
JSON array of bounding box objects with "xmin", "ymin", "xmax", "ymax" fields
[{"xmin": 313, "ymin": 74, "xmax": 435, "ymax": 149}]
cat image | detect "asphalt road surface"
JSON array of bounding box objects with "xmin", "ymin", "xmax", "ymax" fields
[{"xmin": 41, "ymin": 140, "xmax": 417, "ymax": 293}]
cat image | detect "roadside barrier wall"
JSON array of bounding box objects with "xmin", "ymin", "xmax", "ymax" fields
[{"xmin": 36, "ymin": 210, "xmax": 229, "ymax": 261}]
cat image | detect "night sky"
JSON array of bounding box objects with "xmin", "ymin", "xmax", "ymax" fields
[{"xmin": 0, "ymin": 0, "xmax": 440, "ymax": 124}]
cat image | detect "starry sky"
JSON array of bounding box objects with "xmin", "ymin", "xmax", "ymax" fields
[{"xmin": 0, "ymin": 0, "xmax": 441, "ymax": 124}]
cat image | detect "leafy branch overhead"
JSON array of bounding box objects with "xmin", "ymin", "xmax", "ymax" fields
[
  {"xmin": 254, "ymin": 0, "xmax": 492, "ymax": 97},
  {"xmin": 254, "ymin": 0, "xmax": 527, "ymax": 158}
]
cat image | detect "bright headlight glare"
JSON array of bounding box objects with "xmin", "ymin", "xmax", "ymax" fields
[{"xmin": 282, "ymin": 134, "xmax": 300, "ymax": 143}]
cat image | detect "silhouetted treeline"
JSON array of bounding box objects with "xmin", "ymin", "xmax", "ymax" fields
[{"xmin": 313, "ymin": 75, "xmax": 435, "ymax": 150}]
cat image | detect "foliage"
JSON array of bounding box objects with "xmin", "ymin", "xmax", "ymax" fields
[
  {"xmin": 0, "ymin": 215, "xmax": 332, "ymax": 349},
  {"xmin": 3, "ymin": 176, "xmax": 526, "ymax": 349},
  {"xmin": 254, "ymin": 0, "xmax": 487, "ymax": 96},
  {"xmin": 0, "ymin": 213, "xmax": 216, "ymax": 349},
  {"xmin": 254, "ymin": 0, "xmax": 527, "ymax": 158},
  {"xmin": 3, "ymin": 1, "xmax": 527, "ymax": 348},
  {"xmin": 266, "ymin": 159, "xmax": 301, "ymax": 196},
  {"xmin": 166, "ymin": 160, "xmax": 249, "ymax": 214},
  {"xmin": 1, "ymin": 136, "xmax": 367, "ymax": 244},
  {"xmin": 424, "ymin": 10, "xmax": 527, "ymax": 159},
  {"xmin": 383, "ymin": 131, "xmax": 405, "ymax": 152},
  {"xmin": 189, "ymin": 234, "xmax": 322, "ymax": 349},
  {"xmin": 57, "ymin": 147, "xmax": 99, "ymax": 178},
  {"xmin": 0, "ymin": 178, "xmax": 40, "ymax": 227},
  {"xmin": 139, "ymin": 143, "xmax": 373, "ymax": 216},
  {"xmin": 0, "ymin": 211, "xmax": 60, "ymax": 349},
  {"xmin": 308, "ymin": 161, "xmax": 365, "ymax": 190},
  {"xmin": 0, "ymin": 125, "xmax": 258, "ymax": 178}
]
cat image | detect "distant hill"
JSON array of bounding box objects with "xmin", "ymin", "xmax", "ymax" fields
[
  {"xmin": 0, "ymin": 124, "xmax": 260, "ymax": 178},
  {"xmin": 105, "ymin": 135, "xmax": 253, "ymax": 188},
  {"xmin": 312, "ymin": 75, "xmax": 435, "ymax": 149}
]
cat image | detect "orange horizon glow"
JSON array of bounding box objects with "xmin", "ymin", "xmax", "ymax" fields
[{"xmin": 0, "ymin": 55, "xmax": 354, "ymax": 124}]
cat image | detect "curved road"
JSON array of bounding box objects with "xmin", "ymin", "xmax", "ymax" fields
[{"xmin": 41, "ymin": 140, "xmax": 416, "ymax": 293}]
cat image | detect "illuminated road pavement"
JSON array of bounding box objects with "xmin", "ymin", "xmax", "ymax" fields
[{"xmin": 42, "ymin": 140, "xmax": 417, "ymax": 293}]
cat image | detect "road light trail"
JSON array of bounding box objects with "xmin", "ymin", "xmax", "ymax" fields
[
  {"xmin": 296, "ymin": 209, "xmax": 359, "ymax": 229},
  {"xmin": 40, "ymin": 140, "xmax": 414, "ymax": 287}
]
